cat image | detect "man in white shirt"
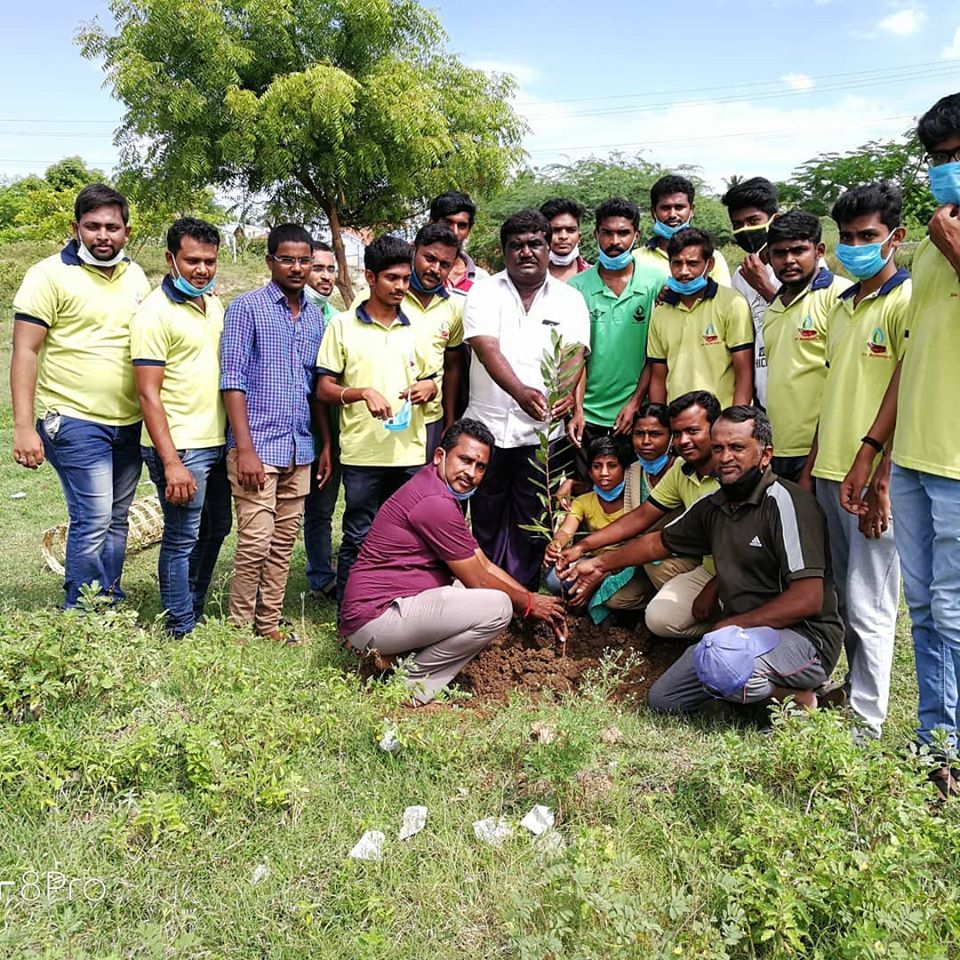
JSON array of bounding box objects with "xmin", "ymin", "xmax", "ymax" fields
[
  {"xmin": 722, "ymin": 177, "xmax": 781, "ymax": 408},
  {"xmin": 464, "ymin": 209, "xmax": 590, "ymax": 589}
]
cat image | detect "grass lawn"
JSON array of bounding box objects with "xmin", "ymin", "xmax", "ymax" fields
[{"xmin": 0, "ymin": 241, "xmax": 958, "ymax": 959}]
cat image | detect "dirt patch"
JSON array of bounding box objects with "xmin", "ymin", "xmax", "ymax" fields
[{"xmin": 455, "ymin": 616, "xmax": 685, "ymax": 703}]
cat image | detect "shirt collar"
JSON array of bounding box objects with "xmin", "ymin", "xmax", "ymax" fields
[
  {"xmin": 460, "ymin": 251, "xmax": 478, "ymax": 278},
  {"xmin": 680, "ymin": 458, "xmax": 715, "ymax": 480},
  {"xmin": 60, "ymin": 238, "xmax": 131, "ymax": 267},
  {"xmin": 356, "ymin": 301, "xmax": 410, "ymax": 326},
  {"xmin": 161, "ymin": 274, "xmax": 189, "ymax": 304},
  {"xmin": 265, "ymin": 279, "xmax": 307, "ymax": 307},
  {"xmin": 774, "ymin": 266, "xmax": 835, "ymax": 302},
  {"xmin": 660, "ymin": 277, "xmax": 719, "ymax": 307},
  {"xmin": 645, "ymin": 235, "xmax": 661, "ymax": 250},
  {"xmin": 838, "ymin": 266, "xmax": 910, "ymax": 302}
]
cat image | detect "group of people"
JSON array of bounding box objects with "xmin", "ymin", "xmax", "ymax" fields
[{"xmin": 10, "ymin": 91, "xmax": 960, "ymax": 793}]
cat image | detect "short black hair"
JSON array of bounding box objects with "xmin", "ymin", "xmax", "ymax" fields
[
  {"xmin": 440, "ymin": 417, "xmax": 495, "ymax": 453},
  {"xmin": 267, "ymin": 223, "xmax": 313, "ymax": 255},
  {"xmin": 721, "ymin": 177, "xmax": 779, "ymax": 216},
  {"xmin": 715, "ymin": 405, "xmax": 773, "ymax": 448},
  {"xmin": 634, "ymin": 401, "xmax": 670, "ymax": 430},
  {"xmin": 429, "ymin": 191, "xmax": 477, "ymax": 226},
  {"xmin": 74, "ymin": 183, "xmax": 129, "ymax": 224},
  {"xmin": 766, "ymin": 210, "xmax": 822, "ymax": 247},
  {"xmin": 668, "ymin": 391, "xmax": 721, "ymax": 424},
  {"xmin": 414, "ymin": 222, "xmax": 461, "ymax": 252},
  {"xmin": 500, "ymin": 209, "xmax": 552, "ymax": 248},
  {"xmin": 364, "ymin": 234, "xmax": 413, "ymax": 275},
  {"xmin": 595, "ymin": 197, "xmax": 640, "ymax": 230},
  {"xmin": 587, "ymin": 435, "xmax": 631, "ymax": 470},
  {"xmin": 539, "ymin": 197, "xmax": 586, "ymax": 224},
  {"xmin": 651, "ymin": 175, "xmax": 695, "ymax": 209},
  {"xmin": 830, "ymin": 182, "xmax": 902, "ymax": 233},
  {"xmin": 311, "ymin": 240, "xmax": 333, "ymax": 253},
  {"xmin": 917, "ymin": 92, "xmax": 960, "ymax": 152},
  {"xmin": 666, "ymin": 226, "xmax": 714, "ymax": 261},
  {"xmin": 167, "ymin": 217, "xmax": 220, "ymax": 255}
]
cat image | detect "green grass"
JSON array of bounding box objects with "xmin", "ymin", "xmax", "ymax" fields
[{"xmin": 0, "ymin": 243, "xmax": 957, "ymax": 959}]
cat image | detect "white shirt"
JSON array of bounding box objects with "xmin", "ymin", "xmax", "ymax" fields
[
  {"xmin": 731, "ymin": 263, "xmax": 777, "ymax": 407},
  {"xmin": 464, "ymin": 270, "xmax": 590, "ymax": 448}
]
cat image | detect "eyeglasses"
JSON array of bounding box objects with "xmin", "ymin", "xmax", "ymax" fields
[
  {"xmin": 269, "ymin": 255, "xmax": 313, "ymax": 267},
  {"xmin": 924, "ymin": 148, "xmax": 960, "ymax": 167},
  {"xmin": 311, "ymin": 264, "xmax": 337, "ymax": 274}
]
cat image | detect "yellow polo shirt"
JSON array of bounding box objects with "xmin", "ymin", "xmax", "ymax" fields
[
  {"xmin": 403, "ymin": 288, "xmax": 463, "ymax": 426},
  {"xmin": 646, "ymin": 458, "xmax": 719, "ymax": 574},
  {"xmin": 317, "ymin": 303, "xmax": 431, "ymax": 467},
  {"xmin": 646, "ymin": 280, "xmax": 754, "ymax": 408},
  {"xmin": 12, "ymin": 241, "xmax": 151, "ymax": 425},
  {"xmin": 633, "ymin": 238, "xmax": 732, "ymax": 286},
  {"xmin": 130, "ymin": 277, "xmax": 226, "ymax": 450},
  {"xmin": 812, "ymin": 269, "xmax": 910, "ymax": 482},
  {"xmin": 893, "ymin": 239, "xmax": 960, "ymax": 479},
  {"xmin": 762, "ymin": 269, "xmax": 852, "ymax": 457}
]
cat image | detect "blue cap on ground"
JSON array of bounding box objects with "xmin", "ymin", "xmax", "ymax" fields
[{"xmin": 693, "ymin": 625, "xmax": 782, "ymax": 697}]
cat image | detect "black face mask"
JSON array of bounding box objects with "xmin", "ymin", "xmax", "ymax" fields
[
  {"xmin": 719, "ymin": 465, "xmax": 764, "ymax": 503},
  {"xmin": 733, "ymin": 224, "xmax": 768, "ymax": 254}
]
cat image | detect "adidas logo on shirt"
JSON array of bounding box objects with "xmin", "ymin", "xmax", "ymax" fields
[{"xmin": 749, "ymin": 536, "xmax": 763, "ymax": 548}]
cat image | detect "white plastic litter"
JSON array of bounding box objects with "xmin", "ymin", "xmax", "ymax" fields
[
  {"xmin": 520, "ymin": 804, "xmax": 555, "ymax": 836},
  {"xmin": 379, "ymin": 727, "xmax": 400, "ymax": 753},
  {"xmin": 349, "ymin": 830, "xmax": 385, "ymax": 861},
  {"xmin": 10, "ymin": 492, "xmax": 27, "ymax": 500},
  {"xmin": 399, "ymin": 805, "xmax": 428, "ymax": 840},
  {"xmin": 473, "ymin": 816, "xmax": 514, "ymax": 845},
  {"xmin": 250, "ymin": 863, "xmax": 270, "ymax": 886}
]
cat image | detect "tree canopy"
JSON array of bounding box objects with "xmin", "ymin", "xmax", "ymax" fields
[{"xmin": 78, "ymin": 0, "xmax": 524, "ymax": 300}]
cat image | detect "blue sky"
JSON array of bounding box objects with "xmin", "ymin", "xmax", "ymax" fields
[{"xmin": 2, "ymin": 0, "xmax": 959, "ymax": 191}]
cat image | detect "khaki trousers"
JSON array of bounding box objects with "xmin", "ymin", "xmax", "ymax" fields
[
  {"xmin": 226, "ymin": 450, "xmax": 310, "ymax": 634},
  {"xmin": 644, "ymin": 563, "xmax": 715, "ymax": 639}
]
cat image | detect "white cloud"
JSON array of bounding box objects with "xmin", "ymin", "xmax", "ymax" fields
[
  {"xmin": 467, "ymin": 59, "xmax": 539, "ymax": 86},
  {"xmin": 877, "ymin": 8, "xmax": 926, "ymax": 36},
  {"xmin": 782, "ymin": 73, "xmax": 814, "ymax": 92},
  {"xmin": 942, "ymin": 26, "xmax": 960, "ymax": 59}
]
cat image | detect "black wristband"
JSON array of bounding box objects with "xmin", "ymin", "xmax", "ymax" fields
[{"xmin": 861, "ymin": 435, "xmax": 884, "ymax": 454}]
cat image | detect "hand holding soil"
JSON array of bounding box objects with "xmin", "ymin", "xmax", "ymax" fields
[
  {"xmin": 527, "ymin": 593, "xmax": 566, "ymax": 637},
  {"xmin": 568, "ymin": 556, "xmax": 605, "ymax": 607}
]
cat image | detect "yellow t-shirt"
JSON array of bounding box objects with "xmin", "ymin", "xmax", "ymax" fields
[
  {"xmin": 762, "ymin": 269, "xmax": 852, "ymax": 457},
  {"xmin": 403, "ymin": 288, "xmax": 463, "ymax": 426},
  {"xmin": 646, "ymin": 281, "xmax": 754, "ymax": 408},
  {"xmin": 130, "ymin": 278, "xmax": 226, "ymax": 449},
  {"xmin": 317, "ymin": 303, "xmax": 432, "ymax": 467},
  {"xmin": 812, "ymin": 269, "xmax": 910, "ymax": 482},
  {"xmin": 570, "ymin": 491, "xmax": 624, "ymax": 533},
  {"xmin": 12, "ymin": 242, "xmax": 151, "ymax": 425},
  {"xmin": 893, "ymin": 238, "xmax": 960, "ymax": 479},
  {"xmin": 646, "ymin": 458, "xmax": 719, "ymax": 574},
  {"xmin": 633, "ymin": 240, "xmax": 732, "ymax": 286}
]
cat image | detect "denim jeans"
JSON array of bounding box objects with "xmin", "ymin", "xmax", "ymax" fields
[
  {"xmin": 142, "ymin": 446, "xmax": 232, "ymax": 635},
  {"xmin": 890, "ymin": 465, "xmax": 960, "ymax": 748},
  {"xmin": 39, "ymin": 413, "xmax": 143, "ymax": 607},
  {"xmin": 303, "ymin": 459, "xmax": 341, "ymax": 592},
  {"xmin": 337, "ymin": 464, "xmax": 420, "ymax": 602}
]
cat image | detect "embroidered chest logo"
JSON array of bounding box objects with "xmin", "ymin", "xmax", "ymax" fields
[
  {"xmin": 866, "ymin": 326, "xmax": 888, "ymax": 357},
  {"xmin": 702, "ymin": 321, "xmax": 720, "ymax": 345},
  {"xmin": 797, "ymin": 314, "xmax": 818, "ymax": 340}
]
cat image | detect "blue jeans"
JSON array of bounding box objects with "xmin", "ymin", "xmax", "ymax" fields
[
  {"xmin": 303, "ymin": 459, "xmax": 341, "ymax": 592},
  {"xmin": 40, "ymin": 413, "xmax": 142, "ymax": 607},
  {"xmin": 891, "ymin": 464, "xmax": 960, "ymax": 748},
  {"xmin": 142, "ymin": 446, "xmax": 232, "ymax": 635},
  {"xmin": 337, "ymin": 464, "xmax": 419, "ymax": 602}
]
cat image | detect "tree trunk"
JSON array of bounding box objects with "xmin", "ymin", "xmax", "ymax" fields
[{"xmin": 324, "ymin": 201, "xmax": 355, "ymax": 306}]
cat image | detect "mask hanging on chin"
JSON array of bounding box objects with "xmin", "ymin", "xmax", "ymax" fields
[
  {"xmin": 597, "ymin": 247, "xmax": 634, "ymax": 270},
  {"xmin": 549, "ymin": 246, "xmax": 581, "ymax": 266},
  {"xmin": 637, "ymin": 450, "xmax": 670, "ymax": 475},
  {"xmin": 76, "ymin": 238, "xmax": 126, "ymax": 268},
  {"xmin": 171, "ymin": 261, "xmax": 216, "ymax": 297},
  {"xmin": 441, "ymin": 450, "xmax": 477, "ymax": 501},
  {"xmin": 304, "ymin": 286, "xmax": 330, "ymax": 308},
  {"xmin": 593, "ymin": 479, "xmax": 626, "ymax": 502},
  {"xmin": 652, "ymin": 218, "xmax": 691, "ymax": 240},
  {"xmin": 719, "ymin": 465, "xmax": 764, "ymax": 502}
]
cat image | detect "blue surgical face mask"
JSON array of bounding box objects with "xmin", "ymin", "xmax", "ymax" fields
[
  {"xmin": 637, "ymin": 450, "xmax": 670, "ymax": 474},
  {"xmin": 666, "ymin": 268, "xmax": 709, "ymax": 296},
  {"xmin": 172, "ymin": 261, "xmax": 216, "ymax": 297},
  {"xmin": 835, "ymin": 231, "xmax": 895, "ymax": 280},
  {"xmin": 383, "ymin": 399, "xmax": 412, "ymax": 432},
  {"xmin": 409, "ymin": 265, "xmax": 444, "ymax": 295},
  {"xmin": 653, "ymin": 218, "xmax": 691, "ymax": 240},
  {"xmin": 597, "ymin": 247, "xmax": 634, "ymax": 271},
  {"xmin": 593, "ymin": 479, "xmax": 625, "ymax": 502},
  {"xmin": 441, "ymin": 450, "xmax": 477, "ymax": 500},
  {"xmin": 929, "ymin": 161, "xmax": 960, "ymax": 206}
]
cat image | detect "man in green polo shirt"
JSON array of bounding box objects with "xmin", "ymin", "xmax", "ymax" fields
[{"xmin": 568, "ymin": 198, "xmax": 663, "ymax": 476}]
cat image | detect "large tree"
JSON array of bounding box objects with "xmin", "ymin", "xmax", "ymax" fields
[{"xmin": 78, "ymin": 0, "xmax": 524, "ymax": 301}]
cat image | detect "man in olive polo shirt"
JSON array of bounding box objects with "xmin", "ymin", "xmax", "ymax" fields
[
  {"xmin": 131, "ymin": 217, "xmax": 232, "ymax": 637},
  {"xmin": 11, "ymin": 183, "xmax": 151, "ymax": 607},
  {"xmin": 646, "ymin": 228, "xmax": 754, "ymax": 409},
  {"xmin": 316, "ymin": 235, "xmax": 440, "ymax": 603},
  {"xmin": 567, "ymin": 198, "xmax": 663, "ymax": 475},
  {"xmin": 569, "ymin": 406, "xmax": 842, "ymax": 716}
]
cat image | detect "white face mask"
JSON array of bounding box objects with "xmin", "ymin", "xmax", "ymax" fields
[
  {"xmin": 304, "ymin": 286, "xmax": 330, "ymax": 307},
  {"xmin": 549, "ymin": 245, "xmax": 581, "ymax": 267},
  {"xmin": 76, "ymin": 238, "xmax": 126, "ymax": 268}
]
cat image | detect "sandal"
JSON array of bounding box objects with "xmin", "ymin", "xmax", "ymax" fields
[{"xmin": 928, "ymin": 766, "xmax": 960, "ymax": 802}]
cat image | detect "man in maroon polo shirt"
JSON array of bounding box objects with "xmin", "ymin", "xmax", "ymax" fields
[{"xmin": 340, "ymin": 418, "xmax": 566, "ymax": 705}]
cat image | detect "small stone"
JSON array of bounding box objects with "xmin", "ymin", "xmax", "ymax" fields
[{"xmin": 600, "ymin": 725, "xmax": 625, "ymax": 745}]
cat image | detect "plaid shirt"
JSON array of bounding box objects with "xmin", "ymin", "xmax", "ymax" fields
[{"xmin": 220, "ymin": 281, "xmax": 325, "ymax": 467}]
